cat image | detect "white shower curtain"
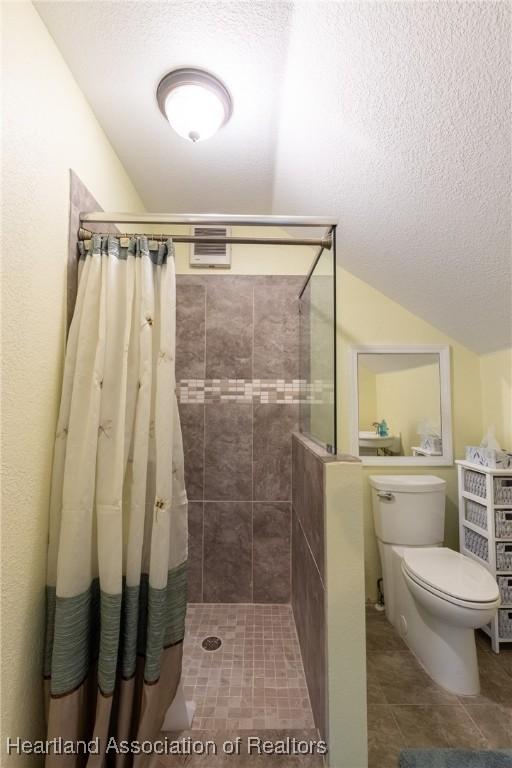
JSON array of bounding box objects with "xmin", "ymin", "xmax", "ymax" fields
[{"xmin": 44, "ymin": 235, "xmax": 188, "ymax": 766}]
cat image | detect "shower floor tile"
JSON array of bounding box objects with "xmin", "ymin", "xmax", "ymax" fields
[{"xmin": 182, "ymin": 603, "xmax": 315, "ymax": 731}]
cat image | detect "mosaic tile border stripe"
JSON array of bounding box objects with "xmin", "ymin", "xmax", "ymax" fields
[{"xmin": 178, "ymin": 379, "xmax": 335, "ymax": 405}]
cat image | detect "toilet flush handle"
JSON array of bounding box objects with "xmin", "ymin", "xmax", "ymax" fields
[{"xmin": 377, "ymin": 491, "xmax": 394, "ymax": 501}]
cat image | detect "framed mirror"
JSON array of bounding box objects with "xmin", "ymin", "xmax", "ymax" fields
[{"xmin": 350, "ymin": 345, "xmax": 453, "ymax": 465}]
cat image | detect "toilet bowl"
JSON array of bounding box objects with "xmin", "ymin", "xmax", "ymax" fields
[
  {"xmin": 401, "ymin": 546, "xmax": 499, "ymax": 694},
  {"xmin": 370, "ymin": 475, "xmax": 500, "ymax": 696},
  {"xmin": 402, "ymin": 547, "xmax": 499, "ymax": 628}
]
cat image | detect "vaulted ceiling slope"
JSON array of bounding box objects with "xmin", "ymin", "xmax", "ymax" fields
[{"xmin": 36, "ymin": 1, "xmax": 511, "ymax": 353}]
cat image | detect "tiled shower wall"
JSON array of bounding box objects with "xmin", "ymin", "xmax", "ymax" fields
[
  {"xmin": 291, "ymin": 433, "xmax": 328, "ymax": 740},
  {"xmin": 176, "ymin": 275, "xmax": 303, "ymax": 604}
]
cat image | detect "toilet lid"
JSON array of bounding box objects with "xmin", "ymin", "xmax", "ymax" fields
[{"xmin": 403, "ymin": 548, "xmax": 499, "ymax": 603}]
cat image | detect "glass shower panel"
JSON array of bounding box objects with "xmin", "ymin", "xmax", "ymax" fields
[{"xmin": 299, "ymin": 246, "xmax": 337, "ymax": 453}]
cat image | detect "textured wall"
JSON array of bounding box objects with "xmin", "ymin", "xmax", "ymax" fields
[
  {"xmin": 176, "ymin": 275, "xmax": 303, "ymax": 603},
  {"xmin": 480, "ymin": 348, "xmax": 512, "ymax": 451},
  {"xmin": 1, "ymin": 4, "xmax": 144, "ymax": 762}
]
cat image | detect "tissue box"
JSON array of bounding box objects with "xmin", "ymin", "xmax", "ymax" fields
[
  {"xmin": 465, "ymin": 446, "xmax": 512, "ymax": 469},
  {"xmin": 421, "ymin": 436, "xmax": 442, "ymax": 453}
]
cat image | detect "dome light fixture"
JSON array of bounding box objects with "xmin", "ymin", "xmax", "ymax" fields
[{"xmin": 157, "ymin": 67, "xmax": 232, "ymax": 143}]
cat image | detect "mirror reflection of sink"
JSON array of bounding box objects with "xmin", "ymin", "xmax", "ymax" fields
[{"xmin": 358, "ymin": 431, "xmax": 394, "ymax": 449}]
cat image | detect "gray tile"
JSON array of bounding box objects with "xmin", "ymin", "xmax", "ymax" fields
[
  {"xmin": 253, "ymin": 277, "xmax": 302, "ymax": 380},
  {"xmin": 187, "ymin": 502, "xmax": 203, "ymax": 602},
  {"xmin": 179, "ymin": 403, "xmax": 204, "ymax": 501},
  {"xmin": 499, "ymin": 647, "xmax": 512, "ymax": 681},
  {"xmin": 173, "ymin": 275, "xmax": 206, "ymax": 287},
  {"xmin": 291, "ymin": 509, "xmax": 326, "ymax": 739},
  {"xmin": 176, "ymin": 281, "xmax": 206, "ymax": 380},
  {"xmin": 298, "ymin": 290, "xmax": 311, "ymax": 404},
  {"xmin": 367, "ymin": 703, "xmax": 398, "ymax": 733},
  {"xmin": 68, "ymin": 201, "xmax": 80, "ymax": 329},
  {"xmin": 367, "ymin": 704, "xmax": 405, "ymax": 768},
  {"xmin": 253, "ymin": 404, "xmax": 298, "ymax": 502},
  {"xmin": 367, "ymin": 651, "xmax": 459, "ymax": 706},
  {"xmin": 205, "ymin": 277, "xmax": 253, "ymax": 379},
  {"xmin": 363, "ymin": 594, "xmax": 512, "ymax": 757},
  {"xmin": 204, "ymin": 403, "xmax": 252, "ymax": 501},
  {"xmin": 70, "ymin": 168, "xmax": 103, "ymax": 211},
  {"xmin": 476, "ymin": 633, "xmax": 512, "ymax": 681},
  {"xmin": 462, "ymin": 703, "xmax": 512, "ymax": 748},
  {"xmin": 391, "ymin": 705, "xmax": 488, "ymax": 749},
  {"xmin": 292, "ymin": 436, "xmax": 324, "ymax": 579},
  {"xmin": 463, "ymin": 646, "xmax": 512, "ymax": 706},
  {"xmin": 368, "ymin": 727, "xmax": 404, "ymax": 768},
  {"xmin": 367, "ymin": 675, "xmax": 387, "ymax": 706},
  {"xmin": 203, "ymin": 502, "xmax": 252, "ymax": 602},
  {"xmin": 253, "ymin": 503, "xmax": 291, "ymax": 603},
  {"xmin": 366, "ymin": 611, "xmax": 407, "ymax": 652}
]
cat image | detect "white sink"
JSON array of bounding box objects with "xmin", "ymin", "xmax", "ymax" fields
[{"xmin": 359, "ymin": 431, "xmax": 394, "ymax": 449}]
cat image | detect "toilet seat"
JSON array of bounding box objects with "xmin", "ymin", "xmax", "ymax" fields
[{"xmin": 402, "ymin": 547, "xmax": 499, "ymax": 609}]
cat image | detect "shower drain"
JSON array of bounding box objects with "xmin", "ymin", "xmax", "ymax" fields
[{"xmin": 202, "ymin": 636, "xmax": 222, "ymax": 651}]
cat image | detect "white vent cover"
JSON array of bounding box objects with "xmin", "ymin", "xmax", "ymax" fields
[{"xmin": 189, "ymin": 226, "xmax": 231, "ymax": 268}]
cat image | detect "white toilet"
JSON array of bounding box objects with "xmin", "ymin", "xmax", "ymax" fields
[{"xmin": 370, "ymin": 475, "xmax": 500, "ymax": 696}]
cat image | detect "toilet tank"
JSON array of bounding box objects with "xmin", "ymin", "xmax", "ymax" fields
[{"xmin": 370, "ymin": 475, "xmax": 446, "ymax": 546}]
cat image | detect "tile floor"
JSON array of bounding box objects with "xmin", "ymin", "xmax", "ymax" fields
[
  {"xmin": 366, "ymin": 605, "xmax": 512, "ymax": 768},
  {"xmin": 154, "ymin": 730, "xmax": 324, "ymax": 767},
  {"xmin": 182, "ymin": 603, "xmax": 315, "ymax": 731},
  {"xmin": 157, "ymin": 602, "xmax": 512, "ymax": 768}
]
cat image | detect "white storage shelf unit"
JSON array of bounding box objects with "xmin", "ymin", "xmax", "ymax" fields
[{"xmin": 456, "ymin": 460, "xmax": 512, "ymax": 653}]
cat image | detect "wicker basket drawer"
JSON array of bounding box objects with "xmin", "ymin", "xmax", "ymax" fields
[
  {"xmin": 496, "ymin": 542, "xmax": 512, "ymax": 571},
  {"xmin": 498, "ymin": 609, "xmax": 512, "ymax": 639},
  {"xmin": 464, "ymin": 499, "xmax": 487, "ymax": 530},
  {"xmin": 495, "ymin": 477, "xmax": 512, "ymax": 505},
  {"xmin": 464, "ymin": 469, "xmax": 487, "ymax": 498},
  {"xmin": 497, "ymin": 576, "xmax": 512, "ymax": 605},
  {"xmin": 495, "ymin": 509, "xmax": 512, "ymax": 538},
  {"xmin": 463, "ymin": 527, "xmax": 489, "ymax": 562}
]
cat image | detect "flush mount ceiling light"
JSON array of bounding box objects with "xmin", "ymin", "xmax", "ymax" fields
[{"xmin": 157, "ymin": 67, "xmax": 232, "ymax": 143}]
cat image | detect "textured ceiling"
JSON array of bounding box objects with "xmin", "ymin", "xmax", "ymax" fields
[
  {"xmin": 36, "ymin": 1, "xmax": 511, "ymax": 353},
  {"xmin": 35, "ymin": 0, "xmax": 294, "ymax": 213}
]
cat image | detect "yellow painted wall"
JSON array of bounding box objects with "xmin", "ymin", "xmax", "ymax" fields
[
  {"xmin": 1, "ymin": 3, "xmax": 145, "ymax": 761},
  {"xmin": 357, "ymin": 366, "xmax": 377, "ymax": 432},
  {"xmin": 168, "ymin": 226, "xmax": 313, "ymax": 275},
  {"xmin": 480, "ymin": 348, "xmax": 512, "ymax": 451},
  {"xmin": 325, "ymin": 459, "xmax": 367, "ymax": 767},
  {"xmin": 337, "ymin": 270, "xmax": 484, "ymax": 601},
  {"xmin": 375, "ymin": 362, "xmax": 441, "ymax": 455}
]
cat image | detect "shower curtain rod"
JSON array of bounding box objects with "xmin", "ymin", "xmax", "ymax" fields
[
  {"xmin": 78, "ymin": 212, "xmax": 337, "ymax": 249},
  {"xmin": 78, "ymin": 228, "xmax": 332, "ymax": 249}
]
